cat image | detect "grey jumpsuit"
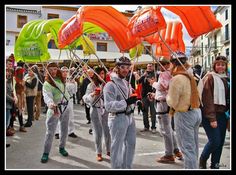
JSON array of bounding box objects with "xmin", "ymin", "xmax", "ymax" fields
[
  {"xmin": 83, "ymin": 82, "xmax": 111, "ymax": 155},
  {"xmin": 103, "ymin": 76, "xmax": 136, "ymax": 169},
  {"xmin": 42, "ymin": 79, "xmax": 70, "ymax": 154}
]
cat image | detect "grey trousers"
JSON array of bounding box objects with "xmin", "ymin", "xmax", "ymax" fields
[
  {"xmin": 108, "ymin": 114, "xmax": 136, "ymax": 169},
  {"xmin": 91, "ymin": 107, "xmax": 111, "ymax": 154},
  {"xmin": 174, "ymin": 108, "xmax": 202, "ymax": 169},
  {"xmin": 156, "ymin": 102, "xmax": 179, "ymax": 156},
  {"xmin": 43, "ymin": 105, "xmax": 70, "ymax": 154}
]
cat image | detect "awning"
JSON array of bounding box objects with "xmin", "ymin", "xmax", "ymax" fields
[{"xmin": 5, "ymin": 45, "xmax": 153, "ymax": 63}]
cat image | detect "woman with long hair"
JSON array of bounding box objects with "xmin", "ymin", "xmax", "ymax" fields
[
  {"xmin": 83, "ymin": 66, "xmax": 111, "ymax": 161},
  {"xmin": 40, "ymin": 62, "xmax": 70, "ymax": 163}
]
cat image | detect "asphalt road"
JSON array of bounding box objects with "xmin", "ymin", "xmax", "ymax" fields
[{"xmin": 5, "ymin": 104, "xmax": 231, "ymax": 170}]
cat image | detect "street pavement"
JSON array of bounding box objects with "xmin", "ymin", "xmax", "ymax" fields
[{"xmin": 5, "ymin": 104, "xmax": 231, "ymax": 170}]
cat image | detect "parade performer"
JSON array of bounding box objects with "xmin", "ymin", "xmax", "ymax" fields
[
  {"xmin": 83, "ymin": 66, "xmax": 111, "ymax": 161},
  {"xmin": 40, "ymin": 62, "xmax": 70, "ymax": 163},
  {"xmin": 103, "ymin": 56, "xmax": 137, "ymax": 169}
]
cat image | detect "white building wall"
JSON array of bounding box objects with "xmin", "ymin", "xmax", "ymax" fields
[
  {"xmin": 41, "ymin": 8, "xmax": 78, "ymax": 21},
  {"xmin": 5, "ymin": 5, "xmax": 42, "ymax": 45}
]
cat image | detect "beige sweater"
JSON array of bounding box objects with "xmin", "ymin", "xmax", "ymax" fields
[{"xmin": 166, "ymin": 74, "xmax": 191, "ymax": 112}]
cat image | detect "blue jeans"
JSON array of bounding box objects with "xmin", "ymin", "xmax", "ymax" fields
[
  {"xmin": 200, "ymin": 112, "xmax": 227, "ymax": 169},
  {"xmin": 6, "ymin": 109, "xmax": 11, "ymax": 128}
]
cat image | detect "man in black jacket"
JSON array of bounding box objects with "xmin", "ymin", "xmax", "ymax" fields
[
  {"xmin": 136, "ymin": 63, "xmax": 157, "ymax": 133},
  {"xmin": 80, "ymin": 69, "xmax": 94, "ymax": 124}
]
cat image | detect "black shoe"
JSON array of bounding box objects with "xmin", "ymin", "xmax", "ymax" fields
[
  {"xmin": 89, "ymin": 129, "xmax": 93, "ymax": 135},
  {"xmin": 24, "ymin": 122, "xmax": 32, "ymax": 127},
  {"xmin": 55, "ymin": 133, "xmax": 59, "ymax": 139},
  {"xmin": 199, "ymin": 157, "xmax": 207, "ymax": 169},
  {"xmin": 87, "ymin": 121, "xmax": 91, "ymax": 124},
  {"xmin": 6, "ymin": 144, "xmax": 10, "ymax": 148},
  {"xmin": 68, "ymin": 133, "xmax": 78, "ymax": 138}
]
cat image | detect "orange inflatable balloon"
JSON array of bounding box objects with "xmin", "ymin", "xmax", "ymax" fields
[
  {"xmin": 58, "ymin": 14, "xmax": 83, "ymax": 49},
  {"xmin": 161, "ymin": 6, "xmax": 222, "ymax": 38},
  {"xmin": 145, "ymin": 21, "xmax": 185, "ymax": 58},
  {"xmin": 58, "ymin": 6, "xmax": 141, "ymax": 52},
  {"xmin": 128, "ymin": 6, "xmax": 166, "ymax": 39}
]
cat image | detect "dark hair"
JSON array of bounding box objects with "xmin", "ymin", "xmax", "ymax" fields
[
  {"xmin": 93, "ymin": 66, "xmax": 106, "ymax": 86},
  {"xmin": 146, "ymin": 72, "xmax": 155, "ymax": 79},
  {"xmin": 116, "ymin": 56, "xmax": 131, "ymax": 66},
  {"xmin": 170, "ymin": 57, "xmax": 187, "ymax": 65}
]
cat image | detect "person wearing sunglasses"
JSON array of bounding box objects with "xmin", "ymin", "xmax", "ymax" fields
[
  {"xmin": 103, "ymin": 56, "xmax": 137, "ymax": 169},
  {"xmin": 166, "ymin": 51, "xmax": 202, "ymax": 169}
]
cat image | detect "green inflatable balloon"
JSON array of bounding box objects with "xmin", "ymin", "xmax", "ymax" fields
[
  {"xmin": 129, "ymin": 43, "xmax": 144, "ymax": 59},
  {"xmin": 14, "ymin": 19, "xmax": 64, "ymax": 63}
]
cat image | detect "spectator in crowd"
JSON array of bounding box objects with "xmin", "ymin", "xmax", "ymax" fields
[
  {"xmin": 6, "ymin": 67, "xmax": 17, "ymax": 144},
  {"xmin": 23, "ymin": 65, "xmax": 38, "ymax": 127},
  {"xmin": 81, "ymin": 69, "xmax": 94, "ymax": 124},
  {"xmin": 199, "ymin": 56, "xmax": 230, "ymax": 169},
  {"xmin": 31, "ymin": 65, "xmax": 44, "ymax": 121},
  {"xmin": 136, "ymin": 63, "xmax": 157, "ymax": 133},
  {"xmin": 9, "ymin": 66, "xmax": 27, "ymax": 133},
  {"xmin": 166, "ymin": 51, "xmax": 201, "ymax": 169}
]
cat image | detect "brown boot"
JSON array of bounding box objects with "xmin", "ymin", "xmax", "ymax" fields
[
  {"xmin": 174, "ymin": 150, "xmax": 183, "ymax": 160},
  {"xmin": 8, "ymin": 127, "xmax": 16, "ymax": 134},
  {"xmin": 6, "ymin": 129, "xmax": 14, "ymax": 136},
  {"xmin": 96, "ymin": 154, "xmax": 103, "ymax": 161},
  {"xmin": 157, "ymin": 155, "xmax": 175, "ymax": 164},
  {"xmin": 19, "ymin": 127, "xmax": 27, "ymax": 132}
]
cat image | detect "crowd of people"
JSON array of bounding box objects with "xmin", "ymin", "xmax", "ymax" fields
[{"xmin": 6, "ymin": 51, "xmax": 230, "ymax": 169}]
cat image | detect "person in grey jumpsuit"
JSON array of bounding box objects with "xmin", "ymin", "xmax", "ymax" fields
[
  {"xmin": 83, "ymin": 66, "xmax": 111, "ymax": 161},
  {"xmin": 103, "ymin": 56, "xmax": 138, "ymax": 169},
  {"xmin": 40, "ymin": 62, "xmax": 71, "ymax": 163},
  {"xmin": 55, "ymin": 66, "xmax": 78, "ymax": 139}
]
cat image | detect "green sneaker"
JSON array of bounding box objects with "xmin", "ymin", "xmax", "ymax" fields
[
  {"xmin": 59, "ymin": 148, "xmax": 68, "ymax": 157},
  {"xmin": 41, "ymin": 153, "xmax": 49, "ymax": 163}
]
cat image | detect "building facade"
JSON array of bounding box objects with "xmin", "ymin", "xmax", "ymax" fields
[{"xmin": 189, "ymin": 5, "xmax": 231, "ymax": 71}]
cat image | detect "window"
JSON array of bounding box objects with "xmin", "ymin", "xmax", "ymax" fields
[
  {"xmin": 208, "ymin": 55, "xmax": 210, "ymax": 66},
  {"xmin": 97, "ymin": 42, "xmax": 107, "ymax": 51},
  {"xmin": 225, "ymin": 9, "xmax": 228, "ymax": 20},
  {"xmin": 17, "ymin": 15, "xmax": 27, "ymax": 28},
  {"xmin": 201, "ymin": 43, "xmax": 203, "ymax": 55},
  {"xmin": 226, "ymin": 48, "xmax": 229, "ymax": 58},
  {"xmin": 144, "ymin": 46, "xmax": 151, "ymax": 54},
  {"xmin": 214, "ymin": 35, "xmax": 217, "ymax": 49},
  {"xmin": 47, "ymin": 13, "xmax": 59, "ymax": 19},
  {"xmin": 225, "ymin": 24, "xmax": 229, "ymax": 40},
  {"xmin": 15, "ymin": 36, "xmax": 18, "ymax": 43},
  {"xmin": 48, "ymin": 39, "xmax": 56, "ymax": 49},
  {"xmin": 6, "ymin": 40, "xmax": 10, "ymax": 45}
]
